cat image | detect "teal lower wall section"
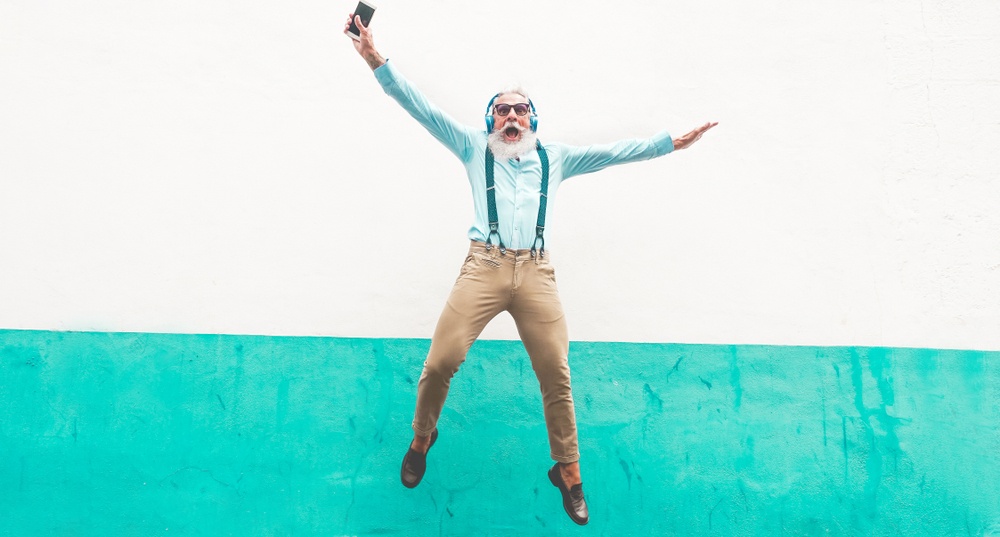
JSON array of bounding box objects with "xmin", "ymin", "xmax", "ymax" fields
[{"xmin": 2, "ymin": 330, "xmax": 999, "ymax": 536}]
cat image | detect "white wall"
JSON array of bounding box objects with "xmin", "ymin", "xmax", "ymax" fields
[{"xmin": 2, "ymin": 0, "xmax": 998, "ymax": 349}]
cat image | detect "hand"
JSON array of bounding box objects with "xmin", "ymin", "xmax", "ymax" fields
[
  {"xmin": 672, "ymin": 122, "xmax": 718, "ymax": 150},
  {"xmin": 343, "ymin": 13, "xmax": 385, "ymax": 70}
]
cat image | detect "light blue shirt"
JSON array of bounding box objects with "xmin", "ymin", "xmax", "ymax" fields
[{"xmin": 374, "ymin": 60, "xmax": 675, "ymax": 250}]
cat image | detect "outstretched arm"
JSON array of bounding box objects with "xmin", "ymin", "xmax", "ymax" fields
[
  {"xmin": 560, "ymin": 121, "xmax": 719, "ymax": 179},
  {"xmin": 672, "ymin": 122, "xmax": 718, "ymax": 150},
  {"xmin": 344, "ymin": 14, "xmax": 385, "ymax": 71}
]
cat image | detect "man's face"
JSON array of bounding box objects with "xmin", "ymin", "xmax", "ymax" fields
[{"xmin": 491, "ymin": 93, "xmax": 533, "ymax": 143}]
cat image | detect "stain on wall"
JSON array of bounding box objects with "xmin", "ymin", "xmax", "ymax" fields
[{"xmin": 1, "ymin": 330, "xmax": 998, "ymax": 535}]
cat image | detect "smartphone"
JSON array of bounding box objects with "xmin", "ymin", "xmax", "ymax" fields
[{"xmin": 346, "ymin": 1, "xmax": 376, "ymax": 40}]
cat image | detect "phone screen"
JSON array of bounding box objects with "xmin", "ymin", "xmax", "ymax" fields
[{"xmin": 348, "ymin": 2, "xmax": 376, "ymax": 36}]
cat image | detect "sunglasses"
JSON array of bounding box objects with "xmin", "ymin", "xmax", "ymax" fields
[{"xmin": 493, "ymin": 103, "xmax": 532, "ymax": 117}]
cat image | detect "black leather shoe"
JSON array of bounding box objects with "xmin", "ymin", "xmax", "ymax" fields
[
  {"xmin": 548, "ymin": 463, "xmax": 589, "ymax": 525},
  {"xmin": 400, "ymin": 429, "xmax": 438, "ymax": 488}
]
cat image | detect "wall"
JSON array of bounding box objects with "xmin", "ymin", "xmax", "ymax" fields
[
  {"xmin": 1, "ymin": 1, "xmax": 999, "ymax": 349},
  {"xmin": 3, "ymin": 1, "xmax": 999, "ymax": 535},
  {"xmin": 3, "ymin": 329, "xmax": 999, "ymax": 536}
]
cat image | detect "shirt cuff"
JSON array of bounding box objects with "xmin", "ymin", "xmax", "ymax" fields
[
  {"xmin": 373, "ymin": 58, "xmax": 396, "ymax": 86},
  {"xmin": 653, "ymin": 130, "xmax": 674, "ymax": 155}
]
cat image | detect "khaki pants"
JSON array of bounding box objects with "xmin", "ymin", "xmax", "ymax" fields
[{"xmin": 411, "ymin": 241, "xmax": 579, "ymax": 463}]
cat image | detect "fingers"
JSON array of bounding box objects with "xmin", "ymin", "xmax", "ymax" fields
[
  {"xmin": 689, "ymin": 122, "xmax": 717, "ymax": 141},
  {"xmin": 697, "ymin": 122, "xmax": 718, "ymax": 134},
  {"xmin": 342, "ymin": 13, "xmax": 370, "ymax": 35},
  {"xmin": 355, "ymin": 14, "xmax": 370, "ymax": 36},
  {"xmin": 674, "ymin": 122, "xmax": 717, "ymax": 150}
]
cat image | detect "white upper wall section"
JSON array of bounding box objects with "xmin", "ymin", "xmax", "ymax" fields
[{"xmin": 1, "ymin": 0, "xmax": 998, "ymax": 349}]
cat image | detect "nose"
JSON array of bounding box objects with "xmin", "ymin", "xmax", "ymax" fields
[{"xmin": 505, "ymin": 107, "xmax": 526, "ymax": 122}]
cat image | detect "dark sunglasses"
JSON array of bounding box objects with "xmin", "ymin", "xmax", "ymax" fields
[{"xmin": 493, "ymin": 103, "xmax": 531, "ymax": 117}]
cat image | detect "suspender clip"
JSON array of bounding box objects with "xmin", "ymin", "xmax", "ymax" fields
[
  {"xmin": 486, "ymin": 225, "xmax": 506, "ymax": 255},
  {"xmin": 530, "ymin": 232, "xmax": 545, "ymax": 263}
]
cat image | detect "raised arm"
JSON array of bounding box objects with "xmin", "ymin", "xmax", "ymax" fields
[
  {"xmin": 344, "ymin": 14, "xmax": 385, "ymax": 71},
  {"xmin": 342, "ymin": 14, "xmax": 477, "ymax": 162}
]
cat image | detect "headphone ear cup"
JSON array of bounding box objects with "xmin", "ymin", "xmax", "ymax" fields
[
  {"xmin": 485, "ymin": 93, "xmax": 500, "ymax": 133},
  {"xmin": 530, "ymin": 116, "xmax": 538, "ymax": 132}
]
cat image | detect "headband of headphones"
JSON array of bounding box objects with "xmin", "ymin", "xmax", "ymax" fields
[{"xmin": 484, "ymin": 92, "xmax": 538, "ymax": 133}]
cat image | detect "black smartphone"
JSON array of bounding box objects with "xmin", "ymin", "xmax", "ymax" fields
[{"xmin": 346, "ymin": 1, "xmax": 377, "ymax": 40}]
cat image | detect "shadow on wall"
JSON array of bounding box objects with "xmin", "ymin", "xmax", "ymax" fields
[{"xmin": 1, "ymin": 329, "xmax": 999, "ymax": 536}]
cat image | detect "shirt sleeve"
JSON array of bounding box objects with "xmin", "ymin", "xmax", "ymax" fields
[
  {"xmin": 373, "ymin": 60, "xmax": 478, "ymax": 163},
  {"xmin": 559, "ymin": 131, "xmax": 675, "ymax": 180}
]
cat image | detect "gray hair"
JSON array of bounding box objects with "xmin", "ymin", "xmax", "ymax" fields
[{"xmin": 496, "ymin": 84, "xmax": 530, "ymax": 103}]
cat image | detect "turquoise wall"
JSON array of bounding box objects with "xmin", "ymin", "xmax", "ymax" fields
[{"xmin": 1, "ymin": 329, "xmax": 999, "ymax": 536}]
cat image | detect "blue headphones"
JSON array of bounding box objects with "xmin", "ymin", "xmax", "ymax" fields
[{"xmin": 485, "ymin": 93, "xmax": 538, "ymax": 133}]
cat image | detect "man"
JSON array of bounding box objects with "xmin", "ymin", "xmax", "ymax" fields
[{"xmin": 345, "ymin": 14, "xmax": 716, "ymax": 526}]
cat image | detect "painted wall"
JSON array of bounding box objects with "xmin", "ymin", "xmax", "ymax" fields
[
  {"xmin": 2, "ymin": 1, "xmax": 999, "ymax": 349},
  {"xmin": 3, "ymin": 329, "xmax": 999, "ymax": 536}
]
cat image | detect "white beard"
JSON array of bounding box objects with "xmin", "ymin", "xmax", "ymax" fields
[{"xmin": 487, "ymin": 124, "xmax": 538, "ymax": 161}]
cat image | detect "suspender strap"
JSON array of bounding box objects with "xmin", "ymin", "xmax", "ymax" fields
[
  {"xmin": 484, "ymin": 141, "xmax": 550, "ymax": 257},
  {"xmin": 531, "ymin": 140, "xmax": 549, "ymax": 259},
  {"xmin": 484, "ymin": 148, "xmax": 505, "ymax": 254},
  {"xmin": 486, "ymin": 140, "xmax": 549, "ymax": 257}
]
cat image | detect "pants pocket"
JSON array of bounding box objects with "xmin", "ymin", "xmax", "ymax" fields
[{"xmin": 472, "ymin": 252, "xmax": 502, "ymax": 269}]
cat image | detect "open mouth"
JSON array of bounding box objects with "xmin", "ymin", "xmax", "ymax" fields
[{"xmin": 503, "ymin": 126, "xmax": 521, "ymax": 141}]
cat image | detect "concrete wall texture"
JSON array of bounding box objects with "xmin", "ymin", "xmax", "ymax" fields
[
  {"xmin": 2, "ymin": 1, "xmax": 999, "ymax": 349},
  {"xmin": 2, "ymin": 329, "xmax": 999, "ymax": 536}
]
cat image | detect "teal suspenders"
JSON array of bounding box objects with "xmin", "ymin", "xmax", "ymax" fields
[
  {"xmin": 484, "ymin": 147, "xmax": 503, "ymax": 253},
  {"xmin": 533, "ymin": 142, "xmax": 549, "ymax": 259},
  {"xmin": 484, "ymin": 141, "xmax": 550, "ymax": 259}
]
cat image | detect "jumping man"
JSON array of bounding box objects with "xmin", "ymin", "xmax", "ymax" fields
[{"xmin": 345, "ymin": 14, "xmax": 716, "ymax": 526}]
